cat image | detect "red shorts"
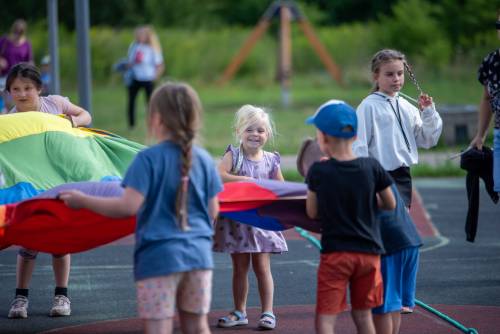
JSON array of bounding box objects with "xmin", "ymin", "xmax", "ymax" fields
[{"xmin": 316, "ymin": 252, "xmax": 383, "ymax": 315}]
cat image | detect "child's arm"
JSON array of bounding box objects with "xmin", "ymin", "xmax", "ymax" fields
[
  {"xmin": 218, "ymin": 151, "xmax": 252, "ymax": 183},
  {"xmin": 64, "ymin": 102, "xmax": 92, "ymax": 127},
  {"xmin": 58, "ymin": 187, "xmax": 144, "ymax": 218},
  {"xmin": 413, "ymin": 94, "xmax": 442, "ymax": 149},
  {"xmin": 376, "ymin": 186, "xmax": 396, "ymax": 211},
  {"xmin": 274, "ymin": 165, "xmax": 284, "ymax": 181},
  {"xmin": 52, "ymin": 95, "xmax": 92, "ymax": 127},
  {"xmin": 208, "ymin": 196, "xmax": 220, "ymax": 221},
  {"xmin": 352, "ymin": 104, "xmax": 373, "ymax": 157},
  {"xmin": 306, "ymin": 190, "xmax": 318, "ymax": 219}
]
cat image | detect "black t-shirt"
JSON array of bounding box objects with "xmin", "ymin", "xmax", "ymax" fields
[{"xmin": 306, "ymin": 157, "xmax": 393, "ymax": 254}]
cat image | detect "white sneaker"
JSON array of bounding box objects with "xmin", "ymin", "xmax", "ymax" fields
[
  {"xmin": 8, "ymin": 295, "xmax": 29, "ymax": 319},
  {"xmin": 49, "ymin": 295, "xmax": 71, "ymax": 317}
]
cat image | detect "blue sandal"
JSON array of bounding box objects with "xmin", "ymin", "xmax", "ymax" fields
[
  {"xmin": 217, "ymin": 310, "xmax": 248, "ymax": 328},
  {"xmin": 258, "ymin": 312, "xmax": 276, "ymax": 330}
]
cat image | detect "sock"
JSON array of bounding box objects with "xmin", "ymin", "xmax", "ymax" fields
[
  {"xmin": 54, "ymin": 287, "xmax": 68, "ymax": 297},
  {"xmin": 15, "ymin": 288, "xmax": 29, "ymax": 298}
]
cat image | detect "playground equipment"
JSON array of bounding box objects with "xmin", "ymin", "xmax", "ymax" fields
[{"xmin": 219, "ymin": 0, "xmax": 343, "ymax": 106}]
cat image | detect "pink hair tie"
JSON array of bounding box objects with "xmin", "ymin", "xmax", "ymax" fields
[{"xmin": 181, "ymin": 176, "xmax": 189, "ymax": 192}]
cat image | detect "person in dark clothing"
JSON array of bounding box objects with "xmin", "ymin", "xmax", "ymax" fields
[
  {"xmin": 126, "ymin": 25, "xmax": 164, "ymax": 128},
  {"xmin": 470, "ymin": 12, "xmax": 500, "ymax": 195},
  {"xmin": 460, "ymin": 147, "xmax": 499, "ymax": 242}
]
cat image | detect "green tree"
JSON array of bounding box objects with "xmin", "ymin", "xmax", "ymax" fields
[{"xmin": 376, "ymin": 0, "xmax": 452, "ymax": 69}]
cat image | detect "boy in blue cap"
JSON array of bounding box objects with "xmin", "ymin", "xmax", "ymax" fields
[{"xmin": 305, "ymin": 100, "xmax": 396, "ymax": 334}]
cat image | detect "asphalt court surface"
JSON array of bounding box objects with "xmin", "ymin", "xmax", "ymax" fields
[{"xmin": 0, "ymin": 177, "xmax": 498, "ymax": 333}]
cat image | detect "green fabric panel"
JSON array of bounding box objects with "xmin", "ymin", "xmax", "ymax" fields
[{"xmin": 0, "ymin": 131, "xmax": 144, "ymax": 189}]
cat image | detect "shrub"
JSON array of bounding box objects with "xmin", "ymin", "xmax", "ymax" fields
[{"xmin": 375, "ymin": 0, "xmax": 452, "ymax": 71}]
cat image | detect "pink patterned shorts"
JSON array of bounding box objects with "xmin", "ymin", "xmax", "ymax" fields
[{"xmin": 136, "ymin": 270, "xmax": 212, "ymax": 319}]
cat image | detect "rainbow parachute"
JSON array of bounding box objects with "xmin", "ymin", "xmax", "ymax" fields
[
  {"xmin": 0, "ymin": 112, "xmax": 318, "ymax": 254},
  {"xmin": 0, "ymin": 112, "xmax": 144, "ymax": 204}
]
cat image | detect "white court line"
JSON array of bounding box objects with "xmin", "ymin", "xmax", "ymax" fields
[{"xmin": 420, "ymin": 235, "xmax": 450, "ymax": 253}]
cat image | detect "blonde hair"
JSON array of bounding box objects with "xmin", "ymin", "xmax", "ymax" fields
[
  {"xmin": 233, "ymin": 105, "xmax": 275, "ymax": 145},
  {"xmin": 148, "ymin": 82, "xmax": 202, "ymax": 231},
  {"xmin": 135, "ymin": 25, "xmax": 162, "ymax": 54},
  {"xmin": 370, "ymin": 48, "xmax": 422, "ymax": 94}
]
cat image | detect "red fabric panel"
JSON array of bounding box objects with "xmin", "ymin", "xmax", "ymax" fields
[
  {"xmin": 0, "ymin": 199, "xmax": 135, "ymax": 254},
  {"xmin": 0, "ymin": 204, "xmax": 15, "ymax": 247},
  {"xmin": 219, "ymin": 182, "xmax": 277, "ymax": 212}
]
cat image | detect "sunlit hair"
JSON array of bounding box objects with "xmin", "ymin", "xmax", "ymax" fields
[
  {"xmin": 135, "ymin": 25, "xmax": 162, "ymax": 54},
  {"xmin": 148, "ymin": 82, "xmax": 202, "ymax": 231},
  {"xmin": 370, "ymin": 48, "xmax": 421, "ymax": 93},
  {"xmin": 233, "ymin": 104, "xmax": 275, "ymax": 145}
]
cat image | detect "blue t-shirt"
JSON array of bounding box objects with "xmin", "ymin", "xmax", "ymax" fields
[{"xmin": 122, "ymin": 141, "xmax": 223, "ymax": 281}]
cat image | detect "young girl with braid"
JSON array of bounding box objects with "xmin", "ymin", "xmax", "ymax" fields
[
  {"xmin": 352, "ymin": 49, "xmax": 442, "ymax": 333},
  {"xmin": 60, "ymin": 82, "xmax": 223, "ymax": 334},
  {"xmin": 353, "ymin": 49, "xmax": 442, "ymax": 208}
]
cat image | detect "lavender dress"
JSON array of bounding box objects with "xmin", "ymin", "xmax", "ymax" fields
[{"xmin": 213, "ymin": 145, "xmax": 288, "ymax": 253}]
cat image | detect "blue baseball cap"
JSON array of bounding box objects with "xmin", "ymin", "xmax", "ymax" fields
[{"xmin": 305, "ymin": 100, "xmax": 357, "ymax": 138}]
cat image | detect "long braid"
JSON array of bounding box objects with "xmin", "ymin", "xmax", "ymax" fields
[
  {"xmin": 174, "ymin": 87, "xmax": 195, "ymax": 231},
  {"xmin": 403, "ymin": 62, "xmax": 423, "ymax": 95},
  {"xmin": 150, "ymin": 82, "xmax": 201, "ymax": 232},
  {"xmin": 175, "ymin": 131, "xmax": 193, "ymax": 231}
]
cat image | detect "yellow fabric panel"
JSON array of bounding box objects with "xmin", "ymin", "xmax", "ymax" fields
[{"xmin": 0, "ymin": 112, "xmax": 98, "ymax": 143}]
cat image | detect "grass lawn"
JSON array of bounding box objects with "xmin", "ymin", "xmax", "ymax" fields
[
  {"xmin": 80, "ymin": 74, "xmax": 484, "ymax": 149},
  {"xmin": 64, "ymin": 74, "xmax": 483, "ymax": 176}
]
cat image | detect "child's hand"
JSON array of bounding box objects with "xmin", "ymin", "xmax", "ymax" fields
[
  {"xmin": 58, "ymin": 114, "xmax": 75, "ymax": 127},
  {"xmin": 418, "ymin": 94, "xmax": 433, "ymax": 110},
  {"xmin": 65, "ymin": 114, "xmax": 75, "ymax": 127},
  {"xmin": 58, "ymin": 190, "xmax": 86, "ymax": 209}
]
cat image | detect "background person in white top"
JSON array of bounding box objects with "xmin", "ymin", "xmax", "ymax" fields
[
  {"xmin": 353, "ymin": 49, "xmax": 442, "ymax": 208},
  {"xmin": 126, "ymin": 25, "xmax": 164, "ymax": 128}
]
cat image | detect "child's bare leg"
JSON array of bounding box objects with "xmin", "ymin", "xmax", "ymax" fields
[
  {"xmin": 351, "ymin": 309, "xmax": 376, "ymax": 334},
  {"xmin": 373, "ymin": 313, "xmax": 392, "ymax": 334},
  {"xmin": 143, "ymin": 319, "xmax": 173, "ymax": 334},
  {"xmin": 315, "ymin": 313, "xmax": 337, "ymax": 334},
  {"xmin": 16, "ymin": 254, "xmax": 36, "ymax": 288},
  {"xmin": 391, "ymin": 312, "xmax": 401, "ymax": 334},
  {"xmin": 251, "ymin": 253, "xmax": 274, "ymax": 313},
  {"xmin": 52, "ymin": 254, "xmax": 70, "ymax": 287},
  {"xmin": 179, "ymin": 310, "xmax": 211, "ymax": 334},
  {"xmin": 231, "ymin": 253, "xmax": 250, "ymax": 313}
]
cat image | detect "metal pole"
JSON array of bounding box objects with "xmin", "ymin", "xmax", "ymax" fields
[
  {"xmin": 47, "ymin": 0, "xmax": 60, "ymax": 94},
  {"xmin": 74, "ymin": 0, "xmax": 92, "ymax": 114},
  {"xmin": 279, "ymin": 4, "xmax": 292, "ymax": 107}
]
